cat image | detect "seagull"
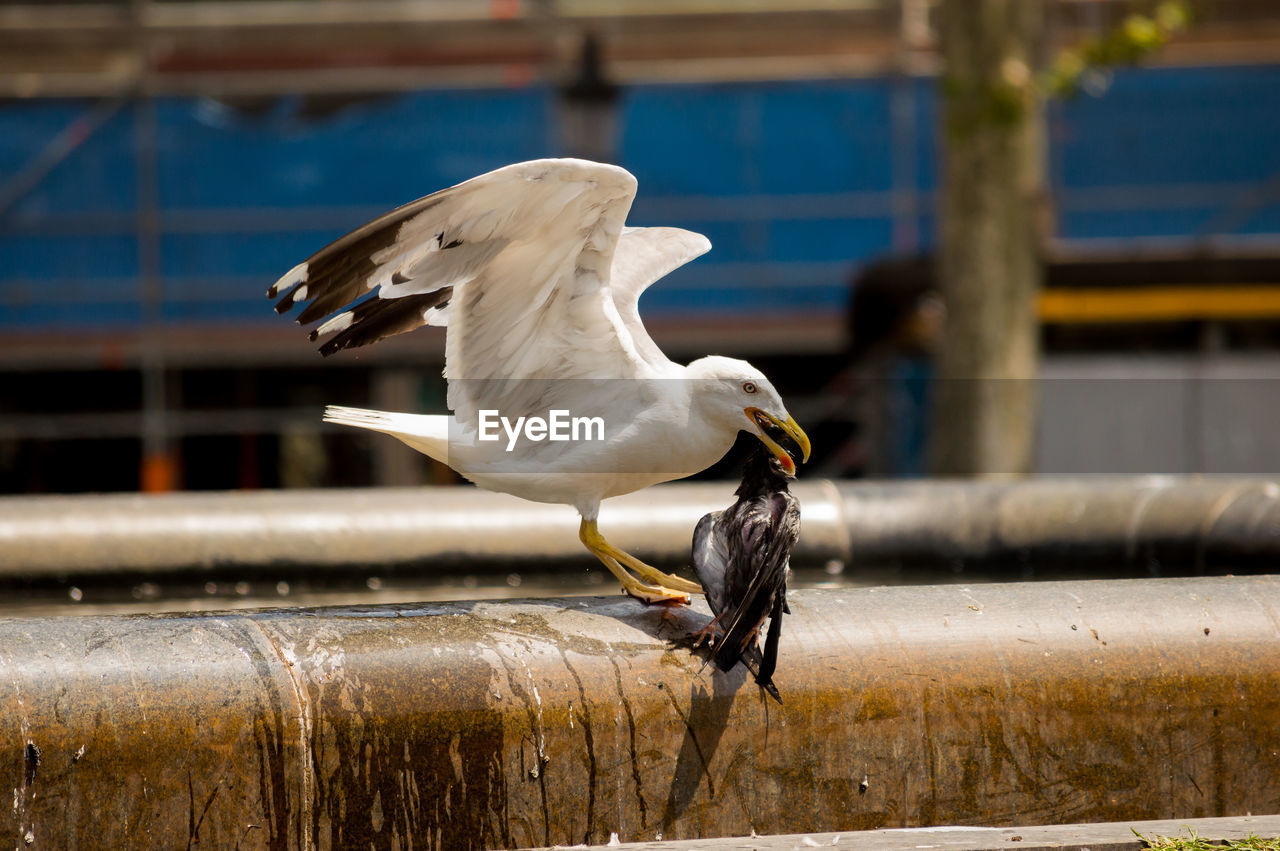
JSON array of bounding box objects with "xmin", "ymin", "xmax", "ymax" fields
[
  {"xmin": 690, "ymin": 445, "xmax": 800, "ymax": 701},
  {"xmin": 269, "ymin": 158, "xmax": 810, "ymax": 604}
]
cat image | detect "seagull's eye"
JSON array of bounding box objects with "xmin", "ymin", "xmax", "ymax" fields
[{"xmin": 742, "ymin": 381, "xmax": 758, "ymax": 394}]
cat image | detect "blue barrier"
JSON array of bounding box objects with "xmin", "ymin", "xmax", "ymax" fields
[{"xmin": 2, "ymin": 66, "xmax": 1279, "ymax": 332}]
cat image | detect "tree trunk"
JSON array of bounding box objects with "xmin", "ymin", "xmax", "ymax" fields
[{"xmin": 930, "ymin": 0, "xmax": 1047, "ymax": 477}]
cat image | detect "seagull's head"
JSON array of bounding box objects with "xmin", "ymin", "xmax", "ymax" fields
[{"xmin": 687, "ymin": 356, "xmax": 812, "ymax": 477}]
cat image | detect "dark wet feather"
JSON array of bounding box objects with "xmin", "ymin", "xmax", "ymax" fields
[{"xmin": 756, "ymin": 584, "xmax": 787, "ymax": 686}]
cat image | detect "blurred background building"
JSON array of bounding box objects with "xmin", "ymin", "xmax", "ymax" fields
[{"xmin": 2, "ymin": 0, "xmax": 1279, "ymax": 493}]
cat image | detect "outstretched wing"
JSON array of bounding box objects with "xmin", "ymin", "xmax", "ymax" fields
[
  {"xmin": 269, "ymin": 181, "xmax": 473, "ymax": 353},
  {"xmin": 270, "ymin": 159, "xmax": 662, "ymax": 423},
  {"xmin": 610, "ymin": 227, "xmax": 710, "ymax": 370}
]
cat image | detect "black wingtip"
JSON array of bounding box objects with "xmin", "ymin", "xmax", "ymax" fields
[{"xmin": 271, "ymin": 280, "xmax": 309, "ymax": 315}]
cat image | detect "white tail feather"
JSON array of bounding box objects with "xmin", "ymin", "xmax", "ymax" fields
[{"xmin": 323, "ymin": 405, "xmax": 450, "ymax": 464}]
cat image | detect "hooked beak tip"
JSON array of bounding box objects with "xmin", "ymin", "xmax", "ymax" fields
[{"xmin": 745, "ymin": 407, "xmax": 811, "ymax": 472}]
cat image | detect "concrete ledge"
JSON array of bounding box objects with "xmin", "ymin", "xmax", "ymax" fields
[
  {"xmin": 4, "ymin": 577, "xmax": 1280, "ymax": 848},
  {"xmin": 546, "ymin": 814, "xmax": 1280, "ymax": 850}
]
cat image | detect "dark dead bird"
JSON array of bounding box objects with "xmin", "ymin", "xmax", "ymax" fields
[{"xmin": 690, "ymin": 442, "xmax": 802, "ymax": 703}]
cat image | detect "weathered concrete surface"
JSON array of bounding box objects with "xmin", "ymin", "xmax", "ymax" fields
[
  {"xmin": 3, "ymin": 577, "xmax": 1280, "ymax": 849},
  {"xmin": 540, "ymin": 814, "xmax": 1280, "ymax": 850}
]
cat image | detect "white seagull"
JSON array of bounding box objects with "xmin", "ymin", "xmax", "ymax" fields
[{"xmin": 269, "ymin": 158, "xmax": 810, "ymax": 604}]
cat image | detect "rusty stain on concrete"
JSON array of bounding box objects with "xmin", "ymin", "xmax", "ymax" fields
[{"xmin": 3, "ymin": 576, "xmax": 1280, "ymax": 849}]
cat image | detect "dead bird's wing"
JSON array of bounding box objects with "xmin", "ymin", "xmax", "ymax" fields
[{"xmin": 691, "ymin": 509, "xmax": 731, "ymax": 619}]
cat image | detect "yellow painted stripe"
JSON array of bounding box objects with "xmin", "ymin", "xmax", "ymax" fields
[{"xmin": 1038, "ymin": 286, "xmax": 1280, "ymax": 323}]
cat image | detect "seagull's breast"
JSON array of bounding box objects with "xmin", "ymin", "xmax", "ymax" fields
[{"xmin": 443, "ymin": 399, "xmax": 739, "ymax": 505}]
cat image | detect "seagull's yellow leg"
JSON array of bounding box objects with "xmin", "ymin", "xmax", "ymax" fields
[
  {"xmin": 579, "ymin": 519, "xmax": 694, "ymax": 605},
  {"xmin": 575, "ymin": 518, "xmax": 703, "ymax": 593},
  {"xmin": 607, "ymin": 547, "xmax": 704, "ymax": 596}
]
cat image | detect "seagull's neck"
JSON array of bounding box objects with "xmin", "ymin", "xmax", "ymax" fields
[{"xmin": 668, "ymin": 376, "xmax": 742, "ymax": 472}]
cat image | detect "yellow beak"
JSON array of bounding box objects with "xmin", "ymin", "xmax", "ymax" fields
[{"xmin": 744, "ymin": 407, "xmax": 812, "ymax": 476}]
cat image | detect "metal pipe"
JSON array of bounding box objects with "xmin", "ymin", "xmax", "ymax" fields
[
  {"xmin": 836, "ymin": 476, "xmax": 1280, "ymax": 574},
  {"xmin": 3, "ymin": 577, "xmax": 1279, "ymax": 848},
  {"xmin": 0, "ymin": 481, "xmax": 850, "ymax": 577},
  {"xmin": 2, "ymin": 477, "xmax": 1278, "ymax": 579}
]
